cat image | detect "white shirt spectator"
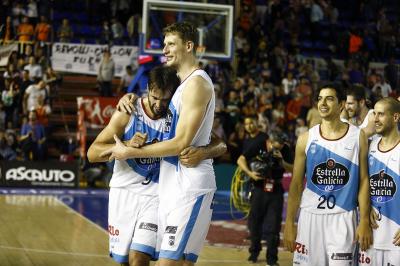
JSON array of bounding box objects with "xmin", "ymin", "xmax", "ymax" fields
[
  {"xmin": 25, "ymin": 84, "xmax": 47, "ymax": 111},
  {"xmin": 281, "ymin": 78, "xmax": 298, "ymax": 95},
  {"xmin": 311, "ymin": 3, "xmax": 324, "ymax": 23},
  {"xmin": 24, "ymin": 64, "xmax": 43, "ymax": 81},
  {"xmin": 372, "ymin": 81, "xmax": 392, "ymax": 97}
]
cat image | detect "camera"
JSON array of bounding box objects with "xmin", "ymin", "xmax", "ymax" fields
[{"xmin": 249, "ymin": 150, "xmax": 280, "ymax": 179}]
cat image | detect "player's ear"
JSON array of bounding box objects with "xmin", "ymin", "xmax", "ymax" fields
[
  {"xmin": 393, "ymin": 112, "xmax": 400, "ymax": 122},
  {"xmin": 186, "ymin": 41, "xmax": 194, "ymax": 52}
]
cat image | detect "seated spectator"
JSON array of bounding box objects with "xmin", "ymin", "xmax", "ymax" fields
[
  {"xmin": 57, "ymin": 19, "xmax": 73, "ymax": 43},
  {"xmin": 23, "ymin": 79, "xmax": 47, "ymax": 114},
  {"xmin": 19, "ymin": 110, "xmax": 46, "ymax": 160},
  {"xmin": 286, "ymin": 92, "xmax": 303, "ymax": 122},
  {"xmin": 281, "ymin": 72, "xmax": 297, "ymax": 95},
  {"xmin": 0, "ymin": 16, "xmax": 14, "ymax": 42},
  {"xmin": 26, "ymin": 0, "xmax": 38, "ymax": 24},
  {"xmin": 17, "ymin": 16, "xmax": 34, "ymax": 42},
  {"xmin": 24, "ymin": 56, "xmax": 43, "ymax": 81},
  {"xmin": 0, "ymin": 129, "xmax": 16, "ymax": 161}
]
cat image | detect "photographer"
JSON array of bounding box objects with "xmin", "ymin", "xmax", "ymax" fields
[{"xmin": 237, "ymin": 116, "xmax": 294, "ymax": 265}]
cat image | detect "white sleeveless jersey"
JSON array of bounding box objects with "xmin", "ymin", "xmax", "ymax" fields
[
  {"xmin": 300, "ymin": 124, "xmax": 361, "ymax": 214},
  {"xmin": 109, "ymin": 98, "xmax": 164, "ymax": 195},
  {"xmin": 357, "ymin": 109, "xmax": 374, "ymax": 129},
  {"xmin": 159, "ymin": 69, "xmax": 216, "ymax": 206},
  {"xmin": 368, "ymin": 136, "xmax": 400, "ymax": 250}
]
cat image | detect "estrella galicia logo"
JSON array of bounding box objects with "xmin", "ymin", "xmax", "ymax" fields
[
  {"xmin": 134, "ymin": 138, "xmax": 161, "ymax": 171},
  {"xmin": 312, "ymin": 159, "xmax": 349, "ymax": 191},
  {"xmin": 370, "ymin": 170, "xmax": 396, "ymax": 203}
]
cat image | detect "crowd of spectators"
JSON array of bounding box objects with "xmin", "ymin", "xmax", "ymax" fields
[{"xmin": 0, "ymin": 0, "xmax": 400, "ymax": 164}]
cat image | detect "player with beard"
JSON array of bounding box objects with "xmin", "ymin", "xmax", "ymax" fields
[
  {"xmin": 359, "ymin": 97, "xmax": 400, "ymax": 265},
  {"xmin": 283, "ymin": 83, "xmax": 372, "ymax": 265},
  {"xmin": 343, "ymin": 85, "xmax": 376, "ymax": 138}
]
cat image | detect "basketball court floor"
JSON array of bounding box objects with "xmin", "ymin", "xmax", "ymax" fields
[{"xmin": 0, "ymin": 188, "xmax": 293, "ymax": 266}]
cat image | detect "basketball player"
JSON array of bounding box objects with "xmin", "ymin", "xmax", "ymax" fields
[
  {"xmin": 101, "ymin": 22, "xmax": 219, "ymax": 266},
  {"xmin": 343, "ymin": 85, "xmax": 376, "ymax": 137},
  {"xmin": 88, "ymin": 66, "xmax": 179, "ymax": 266},
  {"xmin": 359, "ymin": 97, "xmax": 400, "ymax": 265},
  {"xmin": 283, "ymin": 83, "xmax": 372, "ymax": 265}
]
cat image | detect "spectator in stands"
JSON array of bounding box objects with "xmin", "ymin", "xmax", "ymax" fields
[
  {"xmin": 0, "ymin": 16, "xmax": 14, "ymax": 42},
  {"xmin": 348, "ymin": 28, "xmax": 363, "ymax": 55},
  {"xmin": 23, "ymin": 79, "xmax": 47, "ymax": 114},
  {"xmin": 57, "ymin": 18, "xmax": 73, "ymax": 43},
  {"xmin": 111, "ymin": 18, "xmax": 124, "ymax": 45},
  {"xmin": 310, "ymin": 0, "xmax": 324, "ymax": 44},
  {"xmin": 281, "ymin": 72, "xmax": 298, "ymax": 95},
  {"xmin": 20, "ymin": 110, "xmax": 46, "ymax": 160},
  {"xmin": 377, "ymin": 10, "xmax": 394, "ymax": 59},
  {"xmin": 117, "ymin": 65, "xmax": 134, "ymax": 94},
  {"xmin": 372, "ymin": 74, "xmax": 392, "ymax": 97},
  {"xmin": 26, "ymin": 0, "xmax": 38, "ymax": 25},
  {"xmin": 24, "ymin": 56, "xmax": 42, "ymax": 81},
  {"xmin": 384, "ymin": 57, "xmax": 398, "ymax": 92},
  {"xmin": 126, "ymin": 14, "xmax": 141, "ymax": 45},
  {"xmin": 11, "ymin": 2, "xmax": 25, "ymax": 32},
  {"xmin": 0, "ymin": 129, "xmax": 16, "ymax": 161},
  {"xmin": 19, "ymin": 70, "xmax": 33, "ymax": 99},
  {"xmin": 43, "ymin": 66, "xmax": 61, "ymax": 96},
  {"xmin": 2, "ymin": 81, "xmax": 20, "ymax": 128},
  {"xmin": 34, "ymin": 16, "xmax": 52, "ymax": 43},
  {"xmin": 22, "ymin": 44, "xmax": 34, "ymax": 65},
  {"xmin": 17, "ymin": 16, "xmax": 34, "ymax": 42},
  {"xmin": 3, "ymin": 64, "xmax": 20, "ymax": 81},
  {"xmin": 101, "ymin": 20, "xmax": 112, "ymax": 45},
  {"xmin": 97, "ymin": 50, "xmax": 115, "ymax": 97}
]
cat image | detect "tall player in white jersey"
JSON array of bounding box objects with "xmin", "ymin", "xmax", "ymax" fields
[
  {"xmin": 343, "ymin": 85, "xmax": 376, "ymax": 137},
  {"xmin": 359, "ymin": 97, "xmax": 400, "ymax": 265},
  {"xmin": 101, "ymin": 22, "xmax": 219, "ymax": 266},
  {"xmin": 283, "ymin": 83, "xmax": 372, "ymax": 265},
  {"xmin": 88, "ymin": 66, "xmax": 180, "ymax": 266}
]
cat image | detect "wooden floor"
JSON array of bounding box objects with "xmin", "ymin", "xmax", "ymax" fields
[{"xmin": 0, "ymin": 195, "xmax": 293, "ymax": 266}]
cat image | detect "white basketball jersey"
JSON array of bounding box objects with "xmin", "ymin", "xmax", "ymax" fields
[
  {"xmin": 358, "ymin": 109, "xmax": 374, "ymax": 129},
  {"xmin": 109, "ymin": 98, "xmax": 164, "ymax": 195},
  {"xmin": 159, "ymin": 69, "xmax": 216, "ymax": 207},
  {"xmin": 368, "ymin": 136, "xmax": 400, "ymax": 250},
  {"xmin": 300, "ymin": 124, "xmax": 361, "ymax": 214}
]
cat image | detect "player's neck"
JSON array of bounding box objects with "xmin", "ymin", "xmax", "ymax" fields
[
  {"xmin": 177, "ymin": 58, "xmax": 198, "ymax": 81},
  {"xmin": 380, "ymin": 130, "xmax": 400, "ymax": 150},
  {"xmin": 320, "ymin": 118, "xmax": 348, "ymax": 139}
]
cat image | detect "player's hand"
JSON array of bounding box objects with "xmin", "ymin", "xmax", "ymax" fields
[
  {"xmin": 127, "ymin": 132, "xmax": 147, "ymax": 148},
  {"xmin": 355, "ymin": 220, "xmax": 372, "ymax": 251},
  {"xmin": 283, "ymin": 222, "xmax": 297, "ymax": 252},
  {"xmin": 117, "ymin": 93, "xmax": 138, "ymax": 114},
  {"xmin": 179, "ymin": 146, "xmax": 205, "ymax": 168},
  {"xmin": 249, "ymin": 171, "xmax": 263, "ymax": 181},
  {"xmin": 393, "ymin": 229, "xmax": 400, "ymax": 246},
  {"xmin": 370, "ymin": 208, "xmax": 379, "ymax": 229},
  {"xmin": 100, "ymin": 134, "xmax": 130, "ymax": 161}
]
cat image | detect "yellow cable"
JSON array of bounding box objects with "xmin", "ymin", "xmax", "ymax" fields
[{"xmin": 230, "ymin": 167, "xmax": 250, "ymax": 219}]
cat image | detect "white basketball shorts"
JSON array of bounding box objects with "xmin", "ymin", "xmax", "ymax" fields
[
  {"xmin": 293, "ymin": 209, "xmax": 357, "ymax": 265},
  {"xmin": 108, "ymin": 187, "xmax": 158, "ymax": 263},
  {"xmin": 359, "ymin": 249, "xmax": 400, "ymax": 266},
  {"xmin": 156, "ymin": 191, "xmax": 214, "ymax": 262}
]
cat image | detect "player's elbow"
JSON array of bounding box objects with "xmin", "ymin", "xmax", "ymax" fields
[{"xmin": 87, "ymin": 145, "xmax": 100, "ymax": 163}]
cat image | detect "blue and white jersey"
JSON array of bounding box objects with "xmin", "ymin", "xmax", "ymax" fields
[
  {"xmin": 368, "ymin": 135, "xmax": 400, "ymax": 250},
  {"xmin": 109, "ymin": 98, "xmax": 164, "ymax": 195},
  {"xmin": 159, "ymin": 69, "xmax": 216, "ymax": 207},
  {"xmin": 300, "ymin": 124, "xmax": 361, "ymax": 214}
]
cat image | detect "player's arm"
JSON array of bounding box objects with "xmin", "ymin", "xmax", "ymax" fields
[
  {"xmin": 355, "ymin": 130, "xmax": 373, "ymax": 251},
  {"xmin": 87, "ymin": 110, "xmax": 130, "ymax": 162},
  {"xmin": 179, "ymin": 133, "xmax": 227, "ymax": 167},
  {"xmin": 283, "ymin": 131, "xmax": 308, "ymax": 252},
  {"xmin": 101, "ymin": 77, "xmax": 213, "ymax": 160}
]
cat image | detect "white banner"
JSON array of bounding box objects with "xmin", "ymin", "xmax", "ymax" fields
[
  {"xmin": 51, "ymin": 43, "xmax": 139, "ymax": 77},
  {"xmin": 0, "ymin": 43, "xmax": 18, "ymax": 67}
]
